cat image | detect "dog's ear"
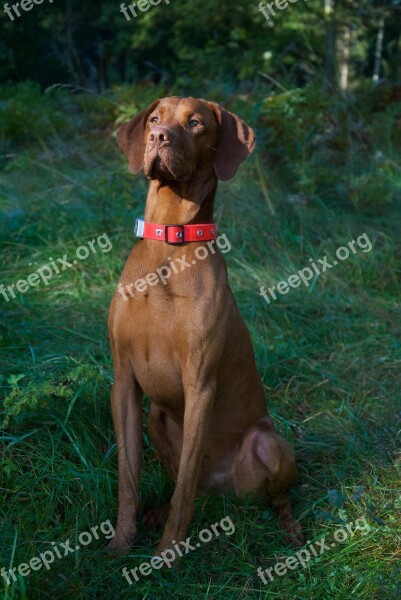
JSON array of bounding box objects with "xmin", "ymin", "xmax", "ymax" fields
[
  {"xmin": 209, "ymin": 103, "xmax": 256, "ymax": 181},
  {"xmin": 117, "ymin": 99, "xmax": 161, "ymax": 173}
]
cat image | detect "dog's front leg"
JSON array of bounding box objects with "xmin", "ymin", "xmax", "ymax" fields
[
  {"xmin": 106, "ymin": 368, "xmax": 143, "ymax": 551},
  {"xmin": 156, "ymin": 378, "xmax": 216, "ymax": 554}
]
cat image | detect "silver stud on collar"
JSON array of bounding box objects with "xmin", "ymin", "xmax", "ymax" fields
[
  {"xmin": 197, "ymin": 230, "xmax": 203, "ymax": 237},
  {"xmin": 211, "ymin": 229, "xmax": 215, "ymax": 235},
  {"xmin": 156, "ymin": 229, "xmax": 163, "ymax": 236}
]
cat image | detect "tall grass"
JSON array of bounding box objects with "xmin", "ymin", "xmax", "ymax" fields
[{"xmin": 0, "ymin": 84, "xmax": 400, "ymax": 599}]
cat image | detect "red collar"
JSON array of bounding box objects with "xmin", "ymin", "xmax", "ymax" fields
[{"xmin": 134, "ymin": 218, "xmax": 217, "ymax": 245}]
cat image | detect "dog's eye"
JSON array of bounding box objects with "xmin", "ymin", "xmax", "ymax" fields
[
  {"xmin": 150, "ymin": 116, "xmax": 159, "ymax": 124},
  {"xmin": 189, "ymin": 119, "xmax": 200, "ymax": 128}
]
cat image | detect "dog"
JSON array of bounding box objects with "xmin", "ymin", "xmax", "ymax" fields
[{"xmin": 107, "ymin": 96, "xmax": 304, "ymax": 555}]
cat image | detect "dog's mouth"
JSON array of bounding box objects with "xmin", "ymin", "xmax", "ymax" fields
[
  {"xmin": 144, "ymin": 147, "xmax": 190, "ymax": 182},
  {"xmin": 144, "ymin": 153, "xmax": 164, "ymax": 179}
]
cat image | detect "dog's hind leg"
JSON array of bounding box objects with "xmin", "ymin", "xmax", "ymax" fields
[
  {"xmin": 233, "ymin": 417, "xmax": 304, "ymax": 547},
  {"xmin": 143, "ymin": 503, "xmax": 171, "ymax": 530}
]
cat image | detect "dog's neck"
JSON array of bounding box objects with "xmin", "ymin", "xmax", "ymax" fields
[{"xmin": 144, "ymin": 172, "xmax": 218, "ymax": 225}]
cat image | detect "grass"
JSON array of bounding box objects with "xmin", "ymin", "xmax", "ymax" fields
[{"xmin": 0, "ymin": 85, "xmax": 400, "ymax": 600}]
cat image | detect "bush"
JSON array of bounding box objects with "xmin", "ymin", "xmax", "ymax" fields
[
  {"xmin": 257, "ymin": 83, "xmax": 401, "ymax": 210},
  {"xmin": 0, "ymin": 82, "xmax": 69, "ymax": 144}
]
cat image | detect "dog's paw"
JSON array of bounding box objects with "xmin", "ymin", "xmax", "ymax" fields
[
  {"xmin": 153, "ymin": 545, "xmax": 181, "ymax": 570},
  {"xmin": 283, "ymin": 521, "xmax": 305, "ymax": 548},
  {"xmin": 143, "ymin": 504, "xmax": 170, "ymax": 530},
  {"xmin": 103, "ymin": 529, "xmax": 138, "ymax": 555}
]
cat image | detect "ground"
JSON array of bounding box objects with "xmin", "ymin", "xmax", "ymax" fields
[{"xmin": 0, "ymin": 87, "xmax": 400, "ymax": 599}]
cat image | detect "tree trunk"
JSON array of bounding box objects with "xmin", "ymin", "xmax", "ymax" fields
[
  {"xmin": 373, "ymin": 13, "xmax": 385, "ymax": 83},
  {"xmin": 324, "ymin": 0, "xmax": 337, "ymax": 90},
  {"xmin": 64, "ymin": 0, "xmax": 84, "ymax": 86},
  {"xmin": 337, "ymin": 21, "xmax": 351, "ymax": 93}
]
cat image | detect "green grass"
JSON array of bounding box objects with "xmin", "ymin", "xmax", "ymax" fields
[{"xmin": 0, "ymin": 86, "xmax": 400, "ymax": 600}]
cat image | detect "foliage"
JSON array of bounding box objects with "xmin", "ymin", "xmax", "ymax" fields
[
  {"xmin": 0, "ymin": 82, "xmax": 69, "ymax": 144},
  {"xmin": 1, "ymin": 376, "xmax": 74, "ymax": 429},
  {"xmin": 257, "ymin": 82, "xmax": 401, "ymax": 208},
  {"xmin": 1, "ymin": 1, "xmax": 401, "ymax": 90}
]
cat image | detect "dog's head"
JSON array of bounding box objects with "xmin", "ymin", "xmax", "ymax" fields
[{"xmin": 117, "ymin": 96, "xmax": 256, "ymax": 182}]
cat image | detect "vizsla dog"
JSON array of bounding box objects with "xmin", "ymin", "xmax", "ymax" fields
[{"xmin": 107, "ymin": 96, "xmax": 303, "ymax": 555}]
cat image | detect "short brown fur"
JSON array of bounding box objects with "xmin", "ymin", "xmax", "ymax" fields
[{"xmin": 107, "ymin": 97, "xmax": 303, "ymax": 554}]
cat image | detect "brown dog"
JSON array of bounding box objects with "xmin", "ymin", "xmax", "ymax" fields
[{"xmin": 107, "ymin": 96, "xmax": 303, "ymax": 554}]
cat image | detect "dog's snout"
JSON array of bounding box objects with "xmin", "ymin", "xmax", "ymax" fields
[{"xmin": 149, "ymin": 126, "xmax": 171, "ymax": 145}]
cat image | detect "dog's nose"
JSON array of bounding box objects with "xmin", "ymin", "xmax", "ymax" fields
[{"xmin": 148, "ymin": 126, "xmax": 170, "ymax": 145}]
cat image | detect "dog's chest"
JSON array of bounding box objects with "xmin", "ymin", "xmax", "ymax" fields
[
  {"xmin": 121, "ymin": 287, "xmax": 188, "ymax": 401},
  {"xmin": 115, "ymin": 248, "xmax": 227, "ymax": 401}
]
